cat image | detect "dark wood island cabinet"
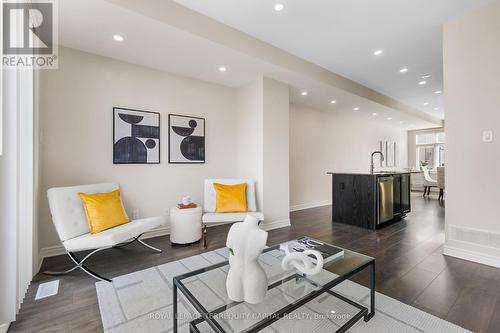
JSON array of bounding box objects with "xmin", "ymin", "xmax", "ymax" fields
[{"xmin": 329, "ymin": 172, "xmax": 411, "ymax": 230}]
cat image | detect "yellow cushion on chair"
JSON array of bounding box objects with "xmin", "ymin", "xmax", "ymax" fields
[
  {"xmin": 78, "ymin": 189, "xmax": 129, "ymax": 234},
  {"xmin": 213, "ymin": 183, "xmax": 248, "ymax": 213}
]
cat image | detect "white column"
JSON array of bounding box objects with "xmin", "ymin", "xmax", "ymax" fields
[
  {"xmin": 236, "ymin": 76, "xmax": 290, "ymax": 229},
  {"xmin": 262, "ymin": 77, "xmax": 290, "ymax": 227}
]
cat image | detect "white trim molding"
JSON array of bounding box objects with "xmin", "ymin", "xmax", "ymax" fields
[
  {"xmin": 290, "ymin": 200, "xmax": 331, "ymax": 212},
  {"xmin": 444, "ymin": 224, "xmax": 500, "ymax": 268},
  {"xmin": 38, "ymin": 218, "xmax": 293, "ymax": 266},
  {"xmin": 0, "ymin": 323, "xmax": 10, "ymax": 333},
  {"xmin": 262, "ymin": 218, "xmax": 291, "ymax": 231},
  {"xmin": 444, "ymin": 245, "xmax": 500, "ymax": 269}
]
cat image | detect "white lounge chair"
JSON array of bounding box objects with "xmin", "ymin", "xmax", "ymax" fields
[
  {"xmin": 44, "ymin": 183, "xmax": 164, "ymax": 282},
  {"xmin": 202, "ymin": 179, "xmax": 264, "ymax": 248}
]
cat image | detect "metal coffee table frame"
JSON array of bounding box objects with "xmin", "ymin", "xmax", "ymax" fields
[{"xmin": 173, "ymin": 244, "xmax": 375, "ymax": 333}]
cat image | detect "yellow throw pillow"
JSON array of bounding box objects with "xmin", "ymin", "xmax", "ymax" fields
[
  {"xmin": 214, "ymin": 183, "xmax": 248, "ymax": 213},
  {"xmin": 78, "ymin": 189, "xmax": 129, "ymax": 234}
]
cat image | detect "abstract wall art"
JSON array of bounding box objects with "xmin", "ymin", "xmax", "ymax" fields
[
  {"xmin": 113, "ymin": 107, "xmax": 160, "ymax": 164},
  {"xmin": 379, "ymin": 140, "xmax": 397, "ymax": 167},
  {"xmin": 168, "ymin": 114, "xmax": 205, "ymax": 164}
]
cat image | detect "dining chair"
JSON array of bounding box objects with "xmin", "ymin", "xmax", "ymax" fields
[
  {"xmin": 437, "ymin": 167, "xmax": 445, "ymax": 202},
  {"xmin": 422, "ymin": 166, "xmax": 438, "ymax": 197}
]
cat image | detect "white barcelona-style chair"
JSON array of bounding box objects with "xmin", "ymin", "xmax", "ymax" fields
[
  {"xmin": 202, "ymin": 179, "xmax": 264, "ymax": 248},
  {"xmin": 421, "ymin": 166, "xmax": 438, "ymax": 197},
  {"xmin": 44, "ymin": 183, "xmax": 165, "ymax": 282}
]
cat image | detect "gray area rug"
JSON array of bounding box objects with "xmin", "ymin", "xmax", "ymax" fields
[{"xmin": 96, "ymin": 247, "xmax": 471, "ymax": 333}]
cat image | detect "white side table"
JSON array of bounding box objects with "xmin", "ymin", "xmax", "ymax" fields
[{"xmin": 169, "ymin": 206, "xmax": 202, "ymax": 245}]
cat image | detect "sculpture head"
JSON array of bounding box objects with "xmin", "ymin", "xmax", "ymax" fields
[{"xmin": 244, "ymin": 214, "xmax": 260, "ymax": 225}]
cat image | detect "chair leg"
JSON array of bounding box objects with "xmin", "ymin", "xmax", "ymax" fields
[
  {"xmin": 203, "ymin": 223, "xmax": 207, "ymax": 249},
  {"xmin": 44, "ymin": 249, "xmax": 112, "ymax": 282},
  {"xmin": 423, "ymin": 186, "xmax": 427, "ymax": 197},
  {"xmin": 44, "ymin": 234, "xmax": 162, "ymax": 282},
  {"xmin": 136, "ymin": 238, "xmax": 162, "ymax": 253},
  {"xmin": 114, "ymin": 233, "xmax": 162, "ymax": 253}
]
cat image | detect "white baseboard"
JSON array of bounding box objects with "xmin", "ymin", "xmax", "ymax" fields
[
  {"xmin": 290, "ymin": 200, "xmax": 331, "ymax": 212},
  {"xmin": 443, "ymin": 245, "xmax": 500, "ymax": 269},
  {"xmin": 38, "ymin": 217, "xmax": 293, "ymax": 270},
  {"xmin": 262, "ymin": 218, "xmax": 291, "ymax": 231},
  {"xmin": 0, "ymin": 323, "xmax": 10, "ymax": 333}
]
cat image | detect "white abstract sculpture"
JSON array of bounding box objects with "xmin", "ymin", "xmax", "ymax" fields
[
  {"xmin": 226, "ymin": 215, "xmax": 268, "ymax": 304},
  {"xmin": 181, "ymin": 195, "xmax": 192, "ymax": 205},
  {"xmin": 281, "ymin": 250, "xmax": 324, "ymax": 276}
]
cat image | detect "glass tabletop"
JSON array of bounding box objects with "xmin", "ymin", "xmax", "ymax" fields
[{"xmin": 174, "ymin": 238, "xmax": 374, "ymax": 332}]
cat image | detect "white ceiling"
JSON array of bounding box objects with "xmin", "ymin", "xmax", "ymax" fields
[
  {"xmin": 57, "ymin": 0, "xmax": 445, "ymax": 130},
  {"xmin": 174, "ymin": 0, "xmax": 495, "ymax": 120}
]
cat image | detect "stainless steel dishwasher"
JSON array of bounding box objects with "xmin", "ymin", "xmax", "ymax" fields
[{"xmin": 378, "ymin": 176, "xmax": 394, "ymax": 224}]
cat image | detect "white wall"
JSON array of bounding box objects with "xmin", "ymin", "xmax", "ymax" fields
[
  {"xmin": 38, "ymin": 47, "xmax": 238, "ymax": 250},
  {"xmin": 289, "ymin": 104, "xmax": 408, "ymax": 210},
  {"xmin": 262, "ymin": 78, "xmax": 290, "ymax": 225},
  {"xmin": 236, "ymin": 77, "xmax": 290, "ymax": 228},
  {"xmin": 236, "ymin": 78, "xmax": 264, "ymax": 208},
  {"xmin": 443, "ymin": 1, "xmax": 500, "ymax": 267}
]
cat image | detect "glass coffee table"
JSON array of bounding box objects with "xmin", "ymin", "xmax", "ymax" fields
[{"xmin": 173, "ymin": 238, "xmax": 375, "ymax": 333}]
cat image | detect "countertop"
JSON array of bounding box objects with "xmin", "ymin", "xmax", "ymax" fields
[{"xmin": 327, "ymin": 171, "xmax": 420, "ymax": 176}]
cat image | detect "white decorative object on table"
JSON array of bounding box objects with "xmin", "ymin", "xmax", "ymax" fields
[
  {"xmin": 169, "ymin": 205, "xmax": 202, "ymax": 244},
  {"xmin": 181, "ymin": 195, "xmax": 192, "ymax": 205},
  {"xmin": 282, "ymin": 250, "xmax": 324, "ymax": 276},
  {"xmin": 225, "ymin": 215, "xmax": 268, "ymax": 304}
]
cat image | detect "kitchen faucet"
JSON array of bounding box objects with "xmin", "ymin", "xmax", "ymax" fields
[{"xmin": 370, "ymin": 151, "xmax": 385, "ymax": 174}]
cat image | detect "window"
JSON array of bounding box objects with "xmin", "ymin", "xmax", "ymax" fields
[
  {"xmin": 436, "ymin": 133, "xmax": 445, "ymax": 143},
  {"xmin": 416, "ymin": 133, "xmax": 434, "ymax": 145},
  {"xmin": 417, "ymin": 146, "xmax": 435, "ymax": 169},
  {"xmin": 415, "ymin": 131, "xmax": 445, "ymax": 169},
  {"xmin": 438, "ymin": 144, "xmax": 445, "ymax": 167}
]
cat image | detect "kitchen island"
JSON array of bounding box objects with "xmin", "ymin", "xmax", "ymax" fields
[{"xmin": 328, "ymin": 172, "xmax": 411, "ymax": 230}]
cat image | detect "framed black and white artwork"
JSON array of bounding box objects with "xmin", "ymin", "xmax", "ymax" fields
[
  {"xmin": 379, "ymin": 140, "xmax": 397, "ymax": 167},
  {"xmin": 168, "ymin": 114, "xmax": 205, "ymax": 164},
  {"xmin": 113, "ymin": 107, "xmax": 160, "ymax": 164}
]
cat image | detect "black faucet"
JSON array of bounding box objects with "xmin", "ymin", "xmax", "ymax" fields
[{"xmin": 371, "ymin": 151, "xmax": 385, "ymax": 174}]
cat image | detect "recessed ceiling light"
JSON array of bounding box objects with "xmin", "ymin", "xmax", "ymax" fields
[
  {"xmin": 301, "ymin": 91, "xmax": 308, "ymax": 96},
  {"xmin": 434, "ymin": 107, "xmax": 439, "ymax": 111},
  {"xmin": 399, "ymin": 120, "xmax": 405, "ymax": 124},
  {"xmin": 372, "ymin": 113, "xmax": 377, "ymax": 116},
  {"xmin": 423, "ymin": 102, "xmax": 430, "ymax": 106},
  {"xmin": 374, "ymin": 49, "xmax": 383, "ymax": 56},
  {"xmin": 421, "ymin": 74, "xmax": 431, "ymax": 79},
  {"xmin": 113, "ymin": 35, "xmax": 124, "ymax": 42},
  {"xmin": 330, "ymin": 100, "xmax": 337, "ymax": 104},
  {"xmin": 353, "ymin": 107, "xmax": 359, "ymax": 111},
  {"xmin": 218, "ymin": 66, "xmax": 227, "ymax": 72},
  {"xmin": 435, "ymin": 90, "xmax": 442, "ymax": 94},
  {"xmin": 418, "ymin": 81, "xmax": 427, "ymax": 85},
  {"xmin": 387, "ymin": 117, "xmax": 392, "ymax": 120},
  {"xmin": 274, "ymin": 3, "xmax": 284, "ymax": 11},
  {"xmin": 399, "ymin": 67, "xmax": 409, "ymax": 73}
]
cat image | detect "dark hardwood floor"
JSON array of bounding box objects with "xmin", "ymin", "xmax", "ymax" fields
[{"xmin": 9, "ymin": 194, "xmax": 500, "ymax": 332}]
